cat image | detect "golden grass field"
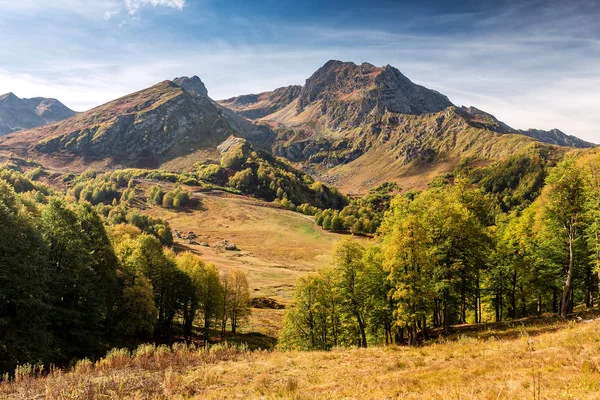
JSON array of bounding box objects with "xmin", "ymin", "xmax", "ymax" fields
[
  {"xmin": 136, "ymin": 183, "xmax": 348, "ymax": 344},
  {"xmin": 143, "ymin": 187, "xmax": 345, "ymax": 303},
  {"xmin": 3, "ymin": 315, "xmax": 599, "ymax": 399}
]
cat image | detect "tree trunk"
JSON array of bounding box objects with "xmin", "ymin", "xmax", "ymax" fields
[
  {"xmin": 460, "ymin": 276, "xmax": 466, "ymax": 324},
  {"xmin": 560, "ymin": 229, "xmax": 575, "ymax": 318},
  {"xmin": 443, "ymin": 297, "xmax": 450, "ymax": 332},
  {"xmin": 357, "ymin": 314, "xmax": 367, "ymax": 348},
  {"xmin": 510, "ymin": 270, "xmax": 517, "ymax": 319}
]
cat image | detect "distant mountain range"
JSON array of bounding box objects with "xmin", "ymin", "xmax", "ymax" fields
[
  {"xmin": 0, "ymin": 60, "xmax": 593, "ymax": 191},
  {"xmin": 0, "ymin": 92, "xmax": 75, "ymax": 136}
]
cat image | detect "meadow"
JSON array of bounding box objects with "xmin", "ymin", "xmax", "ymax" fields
[{"xmin": 2, "ymin": 314, "xmax": 598, "ymax": 399}]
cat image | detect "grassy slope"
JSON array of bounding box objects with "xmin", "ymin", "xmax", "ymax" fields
[
  {"xmin": 3, "ymin": 315, "xmax": 599, "ymax": 399},
  {"xmin": 133, "ymin": 181, "xmax": 346, "ymax": 342},
  {"xmin": 143, "ymin": 188, "xmax": 344, "ymax": 303}
]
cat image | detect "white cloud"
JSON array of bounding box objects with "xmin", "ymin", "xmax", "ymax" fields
[
  {"xmin": 124, "ymin": 0, "xmax": 185, "ymax": 15},
  {"xmin": 104, "ymin": 10, "xmax": 119, "ymax": 20}
]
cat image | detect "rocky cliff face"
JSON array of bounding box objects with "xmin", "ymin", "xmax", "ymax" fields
[
  {"xmin": 518, "ymin": 128, "xmax": 595, "ymax": 148},
  {"xmin": 294, "ymin": 60, "xmax": 453, "ymax": 129},
  {"xmin": 0, "ymin": 93, "xmax": 75, "ymax": 136},
  {"xmin": 172, "ymin": 76, "xmax": 209, "ymax": 98}
]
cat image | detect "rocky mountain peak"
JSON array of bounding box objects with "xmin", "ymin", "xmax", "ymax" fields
[
  {"xmin": 293, "ymin": 60, "xmax": 454, "ymax": 129},
  {"xmin": 0, "ymin": 92, "xmax": 22, "ymax": 105},
  {"xmin": 173, "ymin": 76, "xmax": 209, "ymax": 98}
]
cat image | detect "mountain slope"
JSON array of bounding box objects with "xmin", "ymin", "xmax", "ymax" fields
[
  {"xmin": 0, "ymin": 81, "xmax": 238, "ymax": 168},
  {"xmin": 219, "ymin": 85, "xmax": 302, "ymax": 119},
  {"xmin": 0, "ymin": 93, "xmax": 75, "ymax": 136},
  {"xmin": 518, "ymin": 128, "xmax": 596, "ymax": 148},
  {"xmin": 219, "ymin": 61, "xmax": 580, "ymax": 192}
]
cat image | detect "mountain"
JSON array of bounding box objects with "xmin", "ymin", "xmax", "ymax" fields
[
  {"xmin": 218, "ymin": 61, "xmax": 571, "ymax": 192},
  {"xmin": 518, "ymin": 128, "xmax": 595, "ymax": 148},
  {"xmin": 0, "ymin": 92, "xmax": 75, "ymax": 136},
  {"xmin": 459, "ymin": 107, "xmax": 596, "ymax": 148},
  {"xmin": 219, "ymin": 60, "xmax": 453, "ymax": 130},
  {"xmin": 0, "ymin": 60, "xmax": 586, "ymax": 192},
  {"xmin": 219, "ymin": 85, "xmax": 302, "ymax": 119},
  {"xmin": 0, "ymin": 78, "xmax": 274, "ymax": 169}
]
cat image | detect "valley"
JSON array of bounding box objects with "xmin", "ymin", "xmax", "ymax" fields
[{"xmin": 1, "ymin": 57, "xmax": 599, "ymax": 399}]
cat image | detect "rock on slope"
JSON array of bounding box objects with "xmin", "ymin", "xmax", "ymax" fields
[{"xmin": 0, "ymin": 92, "xmax": 75, "ymax": 136}]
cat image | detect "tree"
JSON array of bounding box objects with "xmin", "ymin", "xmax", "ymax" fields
[
  {"xmin": 197, "ymin": 264, "xmax": 224, "ymax": 343},
  {"xmin": 333, "ymin": 240, "xmax": 370, "ymax": 347},
  {"xmin": 380, "ymin": 196, "xmax": 433, "ymax": 345},
  {"xmin": 225, "ymin": 270, "xmax": 251, "ymax": 333},
  {"xmin": 115, "ymin": 276, "xmax": 157, "ymax": 338},
  {"xmin": 544, "ymin": 159, "xmax": 586, "ymax": 317},
  {"xmin": 176, "ymin": 253, "xmax": 206, "ymax": 342},
  {"xmin": 40, "ymin": 199, "xmax": 100, "ymax": 361},
  {"xmin": 0, "ymin": 181, "xmax": 50, "ymax": 374}
]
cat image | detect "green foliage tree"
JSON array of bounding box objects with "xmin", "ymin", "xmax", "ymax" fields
[
  {"xmin": 0, "ymin": 181, "xmax": 50, "ymax": 374},
  {"xmin": 544, "ymin": 159, "xmax": 587, "ymax": 317}
]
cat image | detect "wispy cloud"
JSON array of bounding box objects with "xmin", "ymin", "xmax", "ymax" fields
[
  {"xmin": 123, "ymin": 0, "xmax": 185, "ymax": 15},
  {"xmin": 104, "ymin": 10, "xmax": 119, "ymax": 20}
]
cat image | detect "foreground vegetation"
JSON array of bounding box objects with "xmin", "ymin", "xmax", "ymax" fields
[
  {"xmin": 2, "ymin": 315, "xmax": 599, "ymax": 399},
  {"xmin": 0, "ymin": 167, "xmax": 252, "ymax": 376}
]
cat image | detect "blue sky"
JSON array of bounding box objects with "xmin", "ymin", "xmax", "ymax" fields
[{"xmin": 0, "ymin": 0, "xmax": 599, "ymax": 142}]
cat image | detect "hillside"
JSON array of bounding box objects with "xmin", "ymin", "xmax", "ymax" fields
[
  {"xmin": 219, "ymin": 85, "xmax": 302, "ymax": 119},
  {"xmin": 519, "ymin": 128, "xmax": 596, "ymax": 148},
  {"xmin": 0, "ymin": 92, "xmax": 75, "ymax": 136},
  {"xmin": 2, "ymin": 315, "xmax": 599, "ymax": 399},
  {"xmin": 0, "ymin": 77, "xmax": 277, "ymax": 171},
  {"xmin": 218, "ymin": 61, "xmax": 582, "ymax": 192}
]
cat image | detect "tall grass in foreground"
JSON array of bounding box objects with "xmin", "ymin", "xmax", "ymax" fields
[
  {"xmin": 2, "ymin": 318, "xmax": 600, "ymax": 399},
  {"xmin": 0, "ymin": 342, "xmax": 249, "ymax": 399}
]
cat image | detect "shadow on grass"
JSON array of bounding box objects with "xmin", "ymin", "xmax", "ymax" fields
[{"xmin": 220, "ymin": 331, "xmax": 278, "ymax": 350}]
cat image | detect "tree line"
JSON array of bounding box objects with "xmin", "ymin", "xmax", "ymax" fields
[
  {"xmin": 281, "ymin": 155, "xmax": 600, "ymax": 349},
  {"xmin": 0, "ymin": 173, "xmax": 250, "ymax": 376}
]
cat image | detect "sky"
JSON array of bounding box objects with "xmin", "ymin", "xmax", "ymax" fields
[{"xmin": 0, "ymin": 0, "xmax": 599, "ymax": 142}]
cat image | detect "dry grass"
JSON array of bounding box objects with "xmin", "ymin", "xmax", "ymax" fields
[
  {"xmin": 3, "ymin": 317, "xmax": 600, "ymax": 399},
  {"xmin": 144, "ymin": 187, "xmax": 346, "ymax": 303}
]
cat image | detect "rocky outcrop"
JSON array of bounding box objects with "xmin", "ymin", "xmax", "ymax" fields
[
  {"xmin": 173, "ymin": 76, "xmax": 209, "ymax": 98},
  {"xmin": 518, "ymin": 128, "xmax": 596, "ymax": 148},
  {"xmin": 294, "ymin": 60, "xmax": 453, "ymax": 130}
]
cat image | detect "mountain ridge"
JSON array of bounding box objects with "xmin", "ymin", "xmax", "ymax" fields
[
  {"xmin": 0, "ymin": 92, "xmax": 75, "ymax": 136},
  {"xmin": 0, "ymin": 60, "xmax": 588, "ymax": 192}
]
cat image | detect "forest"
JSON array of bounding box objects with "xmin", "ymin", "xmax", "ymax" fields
[
  {"xmin": 280, "ymin": 155, "xmax": 600, "ymax": 349},
  {"xmin": 0, "ymin": 167, "xmax": 251, "ymax": 376},
  {"xmin": 1, "ymin": 151, "xmax": 599, "ymax": 377}
]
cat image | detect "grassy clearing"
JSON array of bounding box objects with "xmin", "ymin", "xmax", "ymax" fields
[
  {"xmin": 2, "ymin": 316, "xmax": 599, "ymax": 399},
  {"xmin": 144, "ymin": 188, "xmax": 345, "ymax": 303}
]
